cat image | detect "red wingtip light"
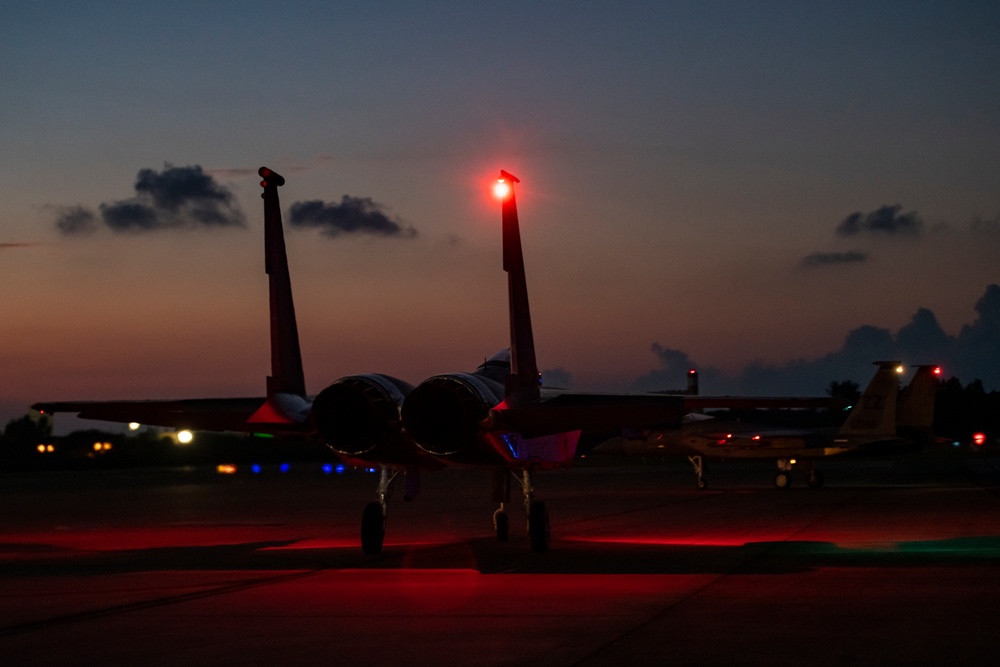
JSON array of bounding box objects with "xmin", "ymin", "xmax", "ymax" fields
[{"xmin": 973, "ymin": 432, "xmax": 986, "ymax": 447}]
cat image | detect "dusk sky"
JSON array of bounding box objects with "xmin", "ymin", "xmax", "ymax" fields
[{"xmin": 3, "ymin": 1, "xmax": 999, "ymax": 426}]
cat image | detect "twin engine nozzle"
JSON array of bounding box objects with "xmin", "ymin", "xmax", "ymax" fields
[{"xmin": 310, "ymin": 372, "xmax": 504, "ymax": 461}]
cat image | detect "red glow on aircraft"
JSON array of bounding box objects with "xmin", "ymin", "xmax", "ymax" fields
[
  {"xmin": 493, "ymin": 170, "xmax": 520, "ymax": 201},
  {"xmin": 493, "ymin": 179, "xmax": 511, "ymax": 199}
]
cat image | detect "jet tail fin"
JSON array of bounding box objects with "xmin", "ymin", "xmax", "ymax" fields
[
  {"xmin": 259, "ymin": 167, "xmax": 306, "ymax": 398},
  {"xmin": 497, "ymin": 171, "xmax": 540, "ymax": 407},
  {"xmin": 838, "ymin": 361, "xmax": 901, "ymax": 437},
  {"xmin": 897, "ymin": 365, "xmax": 940, "ymax": 435}
]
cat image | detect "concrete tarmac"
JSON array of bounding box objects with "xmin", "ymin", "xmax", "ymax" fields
[{"xmin": 2, "ymin": 452, "xmax": 999, "ymax": 666}]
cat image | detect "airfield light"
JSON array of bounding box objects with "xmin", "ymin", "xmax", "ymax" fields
[
  {"xmin": 176, "ymin": 430, "xmax": 194, "ymax": 444},
  {"xmin": 217, "ymin": 464, "xmax": 237, "ymax": 475},
  {"xmin": 336, "ymin": 464, "xmax": 346, "ymax": 474},
  {"xmin": 128, "ymin": 422, "xmax": 141, "ymax": 431},
  {"xmin": 895, "ymin": 365, "xmax": 905, "ymax": 374},
  {"xmin": 322, "ymin": 464, "xmax": 333, "ymax": 474},
  {"xmin": 934, "ymin": 366, "xmax": 942, "ymax": 376},
  {"xmin": 93, "ymin": 442, "xmax": 102, "ymax": 451},
  {"xmin": 972, "ymin": 432, "xmax": 987, "ymax": 447},
  {"xmin": 36, "ymin": 444, "xmax": 46, "ymax": 454}
]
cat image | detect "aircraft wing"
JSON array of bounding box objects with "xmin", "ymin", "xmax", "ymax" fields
[
  {"xmin": 32, "ymin": 397, "xmax": 311, "ymax": 435},
  {"xmin": 682, "ymin": 396, "xmax": 847, "ymax": 410},
  {"xmin": 485, "ymin": 392, "xmax": 686, "ymax": 438}
]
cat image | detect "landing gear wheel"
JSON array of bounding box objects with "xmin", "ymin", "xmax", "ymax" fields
[
  {"xmin": 528, "ymin": 501, "xmax": 550, "ymax": 553},
  {"xmin": 361, "ymin": 501, "xmax": 385, "ymax": 554},
  {"xmin": 493, "ymin": 509, "xmax": 509, "ymax": 542},
  {"xmin": 774, "ymin": 472, "xmax": 791, "ymax": 490},
  {"xmin": 807, "ymin": 470, "xmax": 825, "ymax": 488},
  {"xmin": 696, "ymin": 477, "xmax": 708, "ymax": 490}
]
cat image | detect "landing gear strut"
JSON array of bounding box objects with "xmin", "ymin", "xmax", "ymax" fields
[
  {"xmin": 491, "ymin": 469, "xmax": 511, "ymax": 542},
  {"xmin": 774, "ymin": 458, "xmax": 793, "ymax": 490},
  {"xmin": 688, "ymin": 455, "xmax": 707, "ymax": 489},
  {"xmin": 520, "ymin": 470, "xmax": 549, "ymax": 553},
  {"xmin": 361, "ymin": 466, "xmax": 398, "ymax": 554},
  {"xmin": 492, "ymin": 469, "xmax": 549, "ymax": 552}
]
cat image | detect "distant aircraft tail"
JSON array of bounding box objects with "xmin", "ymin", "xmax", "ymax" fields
[
  {"xmin": 897, "ymin": 365, "xmax": 940, "ymax": 444},
  {"xmin": 687, "ymin": 369, "xmax": 699, "ymax": 395},
  {"xmin": 497, "ymin": 171, "xmax": 540, "ymax": 407},
  {"xmin": 837, "ymin": 361, "xmax": 901, "ymax": 438}
]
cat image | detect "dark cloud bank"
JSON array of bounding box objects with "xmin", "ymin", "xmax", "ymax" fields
[
  {"xmin": 289, "ymin": 197, "xmax": 416, "ymax": 239},
  {"xmin": 836, "ymin": 204, "xmax": 923, "ymax": 237},
  {"xmin": 55, "ymin": 165, "xmax": 245, "ymax": 234},
  {"xmin": 54, "ymin": 165, "xmax": 416, "ymax": 240},
  {"xmin": 635, "ymin": 284, "xmax": 1000, "ymax": 395},
  {"xmin": 801, "ymin": 204, "xmax": 924, "ymax": 268}
]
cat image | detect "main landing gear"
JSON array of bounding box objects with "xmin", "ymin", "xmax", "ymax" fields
[
  {"xmin": 492, "ymin": 469, "xmax": 549, "ymax": 553},
  {"xmin": 688, "ymin": 455, "xmax": 708, "ymax": 489},
  {"xmin": 360, "ymin": 466, "xmax": 422, "ymax": 555},
  {"xmin": 773, "ymin": 459, "xmax": 824, "ymax": 490},
  {"xmin": 360, "ymin": 466, "xmax": 394, "ymax": 554}
]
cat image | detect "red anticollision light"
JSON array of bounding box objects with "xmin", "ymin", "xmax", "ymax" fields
[
  {"xmin": 934, "ymin": 366, "xmax": 942, "ymax": 375},
  {"xmin": 493, "ymin": 179, "xmax": 511, "ymax": 199},
  {"xmin": 972, "ymin": 432, "xmax": 986, "ymax": 446}
]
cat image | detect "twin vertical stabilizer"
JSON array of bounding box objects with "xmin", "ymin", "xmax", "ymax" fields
[
  {"xmin": 839, "ymin": 361, "xmax": 901, "ymax": 437},
  {"xmin": 497, "ymin": 171, "xmax": 540, "ymax": 407},
  {"xmin": 259, "ymin": 167, "xmax": 306, "ymax": 399}
]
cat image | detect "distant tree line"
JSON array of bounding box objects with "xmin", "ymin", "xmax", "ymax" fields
[{"xmin": 933, "ymin": 378, "xmax": 1000, "ymax": 444}]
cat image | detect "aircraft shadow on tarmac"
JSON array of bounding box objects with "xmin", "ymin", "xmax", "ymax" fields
[{"xmin": 3, "ymin": 535, "xmax": 999, "ymax": 578}]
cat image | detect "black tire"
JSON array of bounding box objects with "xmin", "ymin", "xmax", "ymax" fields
[
  {"xmin": 494, "ymin": 509, "xmax": 509, "ymax": 542},
  {"xmin": 528, "ymin": 501, "xmax": 550, "ymax": 553},
  {"xmin": 774, "ymin": 472, "xmax": 791, "ymax": 490},
  {"xmin": 361, "ymin": 501, "xmax": 385, "ymax": 554}
]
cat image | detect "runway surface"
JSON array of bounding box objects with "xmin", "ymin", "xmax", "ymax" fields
[{"xmin": 2, "ymin": 452, "xmax": 999, "ymax": 666}]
